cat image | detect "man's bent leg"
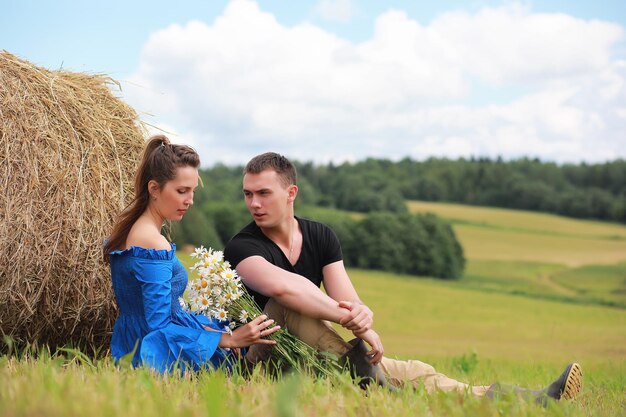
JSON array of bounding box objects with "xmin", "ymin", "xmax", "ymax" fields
[
  {"xmin": 244, "ymin": 300, "xmax": 490, "ymax": 395},
  {"xmin": 245, "ymin": 298, "xmax": 351, "ymax": 363},
  {"xmin": 379, "ymin": 357, "xmax": 490, "ymax": 396}
]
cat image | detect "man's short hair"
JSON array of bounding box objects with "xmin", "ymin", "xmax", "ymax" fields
[{"xmin": 244, "ymin": 152, "xmax": 297, "ymax": 187}]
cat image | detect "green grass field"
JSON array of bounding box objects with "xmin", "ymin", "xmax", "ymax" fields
[
  {"xmin": 406, "ymin": 201, "xmax": 626, "ymax": 242},
  {"xmin": 2, "ymin": 201, "xmax": 625, "ymax": 416},
  {"xmin": 2, "ymin": 352, "xmax": 624, "ymax": 417},
  {"xmin": 408, "ymin": 200, "xmax": 626, "ymax": 308}
]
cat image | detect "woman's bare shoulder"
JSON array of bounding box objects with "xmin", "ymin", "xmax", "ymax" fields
[{"xmin": 126, "ymin": 219, "xmax": 171, "ymax": 250}]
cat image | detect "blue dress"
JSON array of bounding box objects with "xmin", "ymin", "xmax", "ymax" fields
[{"xmin": 109, "ymin": 244, "xmax": 230, "ymax": 373}]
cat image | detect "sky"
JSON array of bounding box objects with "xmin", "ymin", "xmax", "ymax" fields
[{"xmin": 3, "ymin": 0, "xmax": 626, "ymax": 166}]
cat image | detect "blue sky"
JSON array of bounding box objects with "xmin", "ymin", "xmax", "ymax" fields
[{"xmin": 3, "ymin": 0, "xmax": 626, "ymax": 165}]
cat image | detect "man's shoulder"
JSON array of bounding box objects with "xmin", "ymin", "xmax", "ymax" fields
[
  {"xmin": 231, "ymin": 221, "xmax": 260, "ymax": 238},
  {"xmin": 223, "ymin": 221, "xmax": 273, "ymax": 267},
  {"xmin": 225, "ymin": 221, "xmax": 263, "ymax": 249},
  {"xmin": 298, "ymin": 217, "xmax": 335, "ymax": 237}
]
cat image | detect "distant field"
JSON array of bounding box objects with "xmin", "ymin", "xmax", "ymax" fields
[
  {"xmin": 551, "ymin": 263, "xmax": 626, "ymax": 306},
  {"xmin": 407, "ymin": 201, "xmax": 626, "ymax": 267},
  {"xmin": 405, "ymin": 200, "xmax": 626, "ymax": 308},
  {"xmin": 454, "ymin": 224, "xmax": 626, "ymax": 266},
  {"xmin": 406, "ymin": 201, "xmax": 626, "ymax": 241},
  {"xmin": 340, "ymin": 269, "xmax": 626, "ymax": 364}
]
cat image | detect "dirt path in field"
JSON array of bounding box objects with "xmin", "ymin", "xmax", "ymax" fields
[{"xmin": 536, "ymin": 273, "xmax": 578, "ymax": 296}]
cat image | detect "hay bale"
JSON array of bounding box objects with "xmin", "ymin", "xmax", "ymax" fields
[{"xmin": 0, "ymin": 51, "xmax": 146, "ymax": 351}]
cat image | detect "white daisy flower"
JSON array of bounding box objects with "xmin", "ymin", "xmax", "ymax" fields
[
  {"xmin": 191, "ymin": 296, "xmax": 202, "ymax": 311},
  {"xmin": 214, "ymin": 308, "xmax": 228, "ymax": 321},
  {"xmin": 239, "ymin": 310, "xmax": 249, "ymax": 323},
  {"xmin": 199, "ymin": 295, "xmax": 211, "ymax": 310},
  {"xmin": 216, "ymin": 296, "xmax": 227, "ymax": 307},
  {"xmin": 221, "ymin": 269, "xmax": 237, "ymax": 281}
]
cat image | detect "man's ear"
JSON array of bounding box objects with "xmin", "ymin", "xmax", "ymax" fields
[{"xmin": 287, "ymin": 184, "xmax": 298, "ymax": 202}]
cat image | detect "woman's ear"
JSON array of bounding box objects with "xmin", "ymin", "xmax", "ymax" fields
[{"xmin": 148, "ymin": 180, "xmax": 160, "ymax": 199}]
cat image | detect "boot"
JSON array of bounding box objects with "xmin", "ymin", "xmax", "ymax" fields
[
  {"xmin": 339, "ymin": 338, "xmax": 395, "ymax": 391},
  {"xmin": 486, "ymin": 363, "xmax": 582, "ymax": 406}
]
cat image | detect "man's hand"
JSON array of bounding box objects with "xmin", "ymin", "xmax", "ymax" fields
[
  {"xmin": 338, "ymin": 300, "xmax": 373, "ymax": 333},
  {"xmin": 353, "ymin": 328, "xmax": 384, "ymax": 365}
]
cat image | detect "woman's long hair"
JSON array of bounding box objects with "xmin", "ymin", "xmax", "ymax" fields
[{"xmin": 103, "ymin": 135, "xmax": 200, "ymax": 262}]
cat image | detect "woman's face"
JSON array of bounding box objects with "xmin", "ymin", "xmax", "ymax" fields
[{"xmin": 150, "ymin": 166, "xmax": 199, "ymax": 221}]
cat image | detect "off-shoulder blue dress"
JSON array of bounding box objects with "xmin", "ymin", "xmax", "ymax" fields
[{"xmin": 109, "ymin": 244, "xmax": 230, "ymax": 372}]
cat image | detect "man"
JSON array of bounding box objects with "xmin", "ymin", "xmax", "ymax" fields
[{"xmin": 224, "ymin": 152, "xmax": 582, "ymax": 401}]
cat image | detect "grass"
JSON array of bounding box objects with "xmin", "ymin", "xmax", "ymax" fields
[
  {"xmin": 342, "ymin": 269, "xmax": 626, "ymax": 364},
  {"xmin": 551, "ymin": 263, "xmax": 626, "ymax": 304},
  {"xmin": 406, "ymin": 201, "xmax": 626, "ymax": 241},
  {"xmin": 408, "ymin": 201, "xmax": 626, "ymax": 267},
  {"xmin": 1, "ymin": 349, "xmax": 624, "ymax": 417},
  {"xmin": 407, "ymin": 200, "xmax": 626, "ymax": 309},
  {"xmin": 3, "ymin": 201, "xmax": 625, "ymax": 416},
  {"xmin": 453, "ymin": 225, "xmax": 626, "ymax": 266}
]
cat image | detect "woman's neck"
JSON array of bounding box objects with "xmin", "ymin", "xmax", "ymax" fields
[{"xmin": 142, "ymin": 204, "xmax": 165, "ymax": 230}]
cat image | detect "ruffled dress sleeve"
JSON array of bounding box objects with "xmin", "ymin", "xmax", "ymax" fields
[{"xmin": 124, "ymin": 246, "xmax": 224, "ymax": 373}]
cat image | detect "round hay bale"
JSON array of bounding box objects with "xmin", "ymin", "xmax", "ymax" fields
[{"xmin": 0, "ymin": 51, "xmax": 146, "ymax": 351}]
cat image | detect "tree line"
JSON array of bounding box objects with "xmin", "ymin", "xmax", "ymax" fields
[
  {"xmin": 296, "ymin": 157, "xmax": 626, "ymax": 222},
  {"xmin": 191, "ymin": 157, "xmax": 626, "ymax": 222}
]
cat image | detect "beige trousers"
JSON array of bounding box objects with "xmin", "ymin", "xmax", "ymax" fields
[{"xmin": 246, "ymin": 299, "xmax": 490, "ymax": 396}]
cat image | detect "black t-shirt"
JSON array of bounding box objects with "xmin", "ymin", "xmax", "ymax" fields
[{"xmin": 224, "ymin": 217, "xmax": 343, "ymax": 309}]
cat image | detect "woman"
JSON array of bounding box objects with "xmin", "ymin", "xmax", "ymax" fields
[{"xmin": 103, "ymin": 135, "xmax": 279, "ymax": 373}]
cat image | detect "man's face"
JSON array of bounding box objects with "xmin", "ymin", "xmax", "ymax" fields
[{"xmin": 242, "ymin": 169, "xmax": 295, "ymax": 228}]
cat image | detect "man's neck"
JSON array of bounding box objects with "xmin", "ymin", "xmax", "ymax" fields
[{"xmin": 260, "ymin": 215, "xmax": 296, "ymax": 247}]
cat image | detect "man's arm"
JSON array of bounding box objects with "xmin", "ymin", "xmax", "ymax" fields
[
  {"xmin": 322, "ymin": 260, "xmax": 374, "ymax": 332},
  {"xmin": 235, "ymin": 256, "xmax": 350, "ymax": 322}
]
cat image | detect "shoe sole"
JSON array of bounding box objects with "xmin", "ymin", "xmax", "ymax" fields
[{"xmin": 561, "ymin": 362, "xmax": 582, "ymax": 400}]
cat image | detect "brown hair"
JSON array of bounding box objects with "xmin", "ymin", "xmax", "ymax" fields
[
  {"xmin": 244, "ymin": 152, "xmax": 297, "ymax": 187},
  {"xmin": 103, "ymin": 135, "xmax": 200, "ymax": 261}
]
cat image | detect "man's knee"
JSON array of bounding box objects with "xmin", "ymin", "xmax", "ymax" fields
[{"xmin": 263, "ymin": 298, "xmax": 287, "ymax": 325}]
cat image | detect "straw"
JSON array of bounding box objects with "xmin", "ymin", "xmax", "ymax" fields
[{"xmin": 0, "ymin": 51, "xmax": 146, "ymax": 352}]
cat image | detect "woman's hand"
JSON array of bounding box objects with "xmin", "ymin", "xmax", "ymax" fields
[
  {"xmin": 352, "ymin": 328, "xmax": 384, "ymax": 365},
  {"xmin": 218, "ymin": 314, "xmax": 281, "ymax": 349}
]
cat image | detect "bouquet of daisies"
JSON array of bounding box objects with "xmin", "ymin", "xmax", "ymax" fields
[{"xmin": 180, "ymin": 246, "xmax": 336, "ymax": 376}]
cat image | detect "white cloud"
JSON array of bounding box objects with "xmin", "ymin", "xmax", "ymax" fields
[
  {"xmin": 123, "ymin": 0, "xmax": 626, "ymax": 166},
  {"xmin": 430, "ymin": 4, "xmax": 623, "ymax": 84},
  {"xmin": 315, "ymin": 0, "xmax": 356, "ymax": 23}
]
